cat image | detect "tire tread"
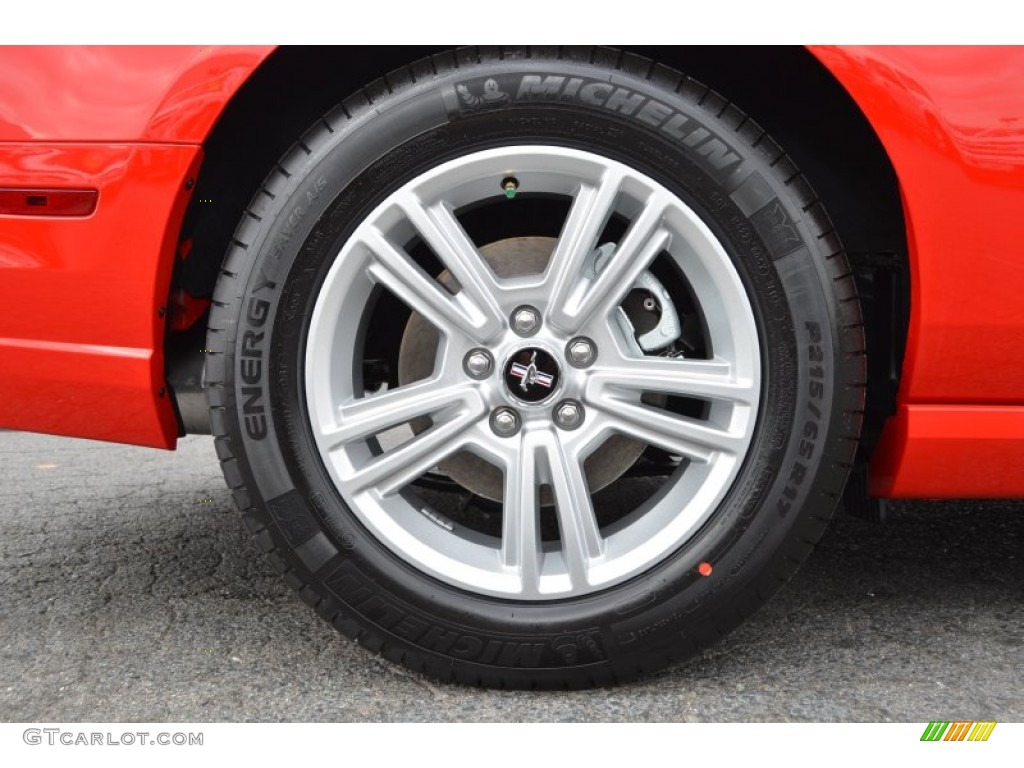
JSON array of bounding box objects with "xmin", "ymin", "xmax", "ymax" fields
[{"xmin": 205, "ymin": 45, "xmax": 866, "ymax": 690}]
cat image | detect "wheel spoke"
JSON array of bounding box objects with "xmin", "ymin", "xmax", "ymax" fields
[
  {"xmin": 501, "ymin": 433, "xmax": 543, "ymax": 595},
  {"xmin": 304, "ymin": 146, "xmax": 763, "ymax": 600},
  {"xmin": 322, "ymin": 379, "xmax": 474, "ymax": 448},
  {"xmin": 394, "ymin": 193, "xmax": 504, "ymax": 340},
  {"xmin": 545, "ymin": 170, "xmax": 625, "ymax": 330},
  {"xmin": 544, "ymin": 432, "xmax": 603, "ymax": 589},
  {"xmin": 362, "ymin": 227, "xmax": 493, "ymax": 345},
  {"xmin": 345, "ymin": 406, "xmax": 482, "ymax": 497},
  {"xmin": 597, "ymin": 398, "xmax": 743, "ymax": 463},
  {"xmin": 576, "ymin": 199, "xmax": 671, "ymax": 328},
  {"xmin": 588, "ymin": 355, "xmax": 756, "ymax": 405}
]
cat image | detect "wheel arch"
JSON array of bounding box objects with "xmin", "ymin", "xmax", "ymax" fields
[{"xmin": 166, "ymin": 45, "xmax": 909, "ymax": 465}]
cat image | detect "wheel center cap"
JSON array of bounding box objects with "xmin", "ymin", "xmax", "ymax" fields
[{"xmin": 504, "ymin": 347, "xmax": 560, "ymax": 403}]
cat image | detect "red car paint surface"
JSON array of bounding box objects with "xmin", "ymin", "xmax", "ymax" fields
[
  {"xmin": 0, "ymin": 46, "xmax": 271, "ymax": 142},
  {"xmin": 808, "ymin": 46, "xmax": 1024, "ymax": 496},
  {"xmin": 1, "ymin": 45, "xmax": 1022, "ymax": 497},
  {"xmin": 0, "ymin": 46, "xmax": 271, "ymax": 447}
]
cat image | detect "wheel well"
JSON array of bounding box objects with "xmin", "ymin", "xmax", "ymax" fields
[
  {"xmin": 631, "ymin": 46, "xmax": 908, "ymax": 462},
  {"xmin": 167, "ymin": 45, "xmax": 908, "ymax": 463}
]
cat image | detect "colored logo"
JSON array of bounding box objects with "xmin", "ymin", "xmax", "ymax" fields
[
  {"xmin": 920, "ymin": 721, "xmax": 997, "ymax": 742},
  {"xmin": 510, "ymin": 351, "xmax": 554, "ymax": 392},
  {"xmin": 504, "ymin": 348, "xmax": 559, "ymax": 403}
]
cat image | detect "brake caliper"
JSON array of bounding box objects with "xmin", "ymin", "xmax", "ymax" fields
[{"xmin": 584, "ymin": 242, "xmax": 683, "ymax": 355}]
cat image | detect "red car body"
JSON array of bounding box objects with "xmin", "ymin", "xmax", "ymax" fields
[{"xmin": 2, "ymin": 45, "xmax": 1023, "ymax": 498}]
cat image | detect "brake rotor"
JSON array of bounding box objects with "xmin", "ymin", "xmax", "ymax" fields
[{"xmin": 397, "ymin": 236, "xmax": 648, "ymax": 503}]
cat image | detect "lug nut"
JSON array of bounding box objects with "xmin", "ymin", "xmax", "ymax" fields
[
  {"xmin": 490, "ymin": 407, "xmax": 522, "ymax": 437},
  {"xmin": 463, "ymin": 348, "xmax": 494, "ymax": 379},
  {"xmin": 566, "ymin": 337, "xmax": 597, "ymax": 368},
  {"xmin": 553, "ymin": 399, "xmax": 584, "ymax": 430},
  {"xmin": 510, "ymin": 306, "xmax": 541, "ymax": 336}
]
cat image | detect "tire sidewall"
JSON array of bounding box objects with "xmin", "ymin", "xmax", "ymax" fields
[{"xmin": 216, "ymin": 57, "xmax": 849, "ymax": 679}]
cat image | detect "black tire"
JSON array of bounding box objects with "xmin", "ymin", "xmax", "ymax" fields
[{"xmin": 207, "ymin": 47, "xmax": 865, "ymax": 688}]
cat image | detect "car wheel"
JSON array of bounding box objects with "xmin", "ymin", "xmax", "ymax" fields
[{"xmin": 207, "ymin": 47, "xmax": 865, "ymax": 688}]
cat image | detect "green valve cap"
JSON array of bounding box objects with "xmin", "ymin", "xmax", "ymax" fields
[{"xmin": 502, "ymin": 176, "xmax": 519, "ymax": 199}]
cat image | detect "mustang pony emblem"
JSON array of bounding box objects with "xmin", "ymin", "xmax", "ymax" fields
[{"xmin": 509, "ymin": 351, "xmax": 554, "ymax": 392}]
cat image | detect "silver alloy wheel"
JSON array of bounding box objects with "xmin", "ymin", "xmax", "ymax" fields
[{"xmin": 305, "ymin": 146, "xmax": 761, "ymax": 600}]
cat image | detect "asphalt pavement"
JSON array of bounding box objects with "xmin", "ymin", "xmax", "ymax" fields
[{"xmin": 0, "ymin": 430, "xmax": 1020, "ymax": 722}]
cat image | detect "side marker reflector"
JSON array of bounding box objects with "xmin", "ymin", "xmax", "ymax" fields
[{"xmin": 0, "ymin": 188, "xmax": 98, "ymax": 216}]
